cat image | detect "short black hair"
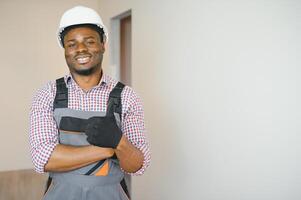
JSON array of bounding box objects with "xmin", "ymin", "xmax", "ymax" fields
[{"xmin": 60, "ymin": 23, "xmax": 105, "ymax": 47}]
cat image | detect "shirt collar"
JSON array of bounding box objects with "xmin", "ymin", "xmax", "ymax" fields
[{"xmin": 64, "ymin": 71, "xmax": 110, "ymax": 90}]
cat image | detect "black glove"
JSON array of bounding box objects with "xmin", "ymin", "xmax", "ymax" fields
[{"xmin": 85, "ymin": 116, "xmax": 122, "ymax": 148}]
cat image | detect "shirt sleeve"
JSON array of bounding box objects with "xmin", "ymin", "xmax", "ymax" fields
[
  {"xmin": 121, "ymin": 87, "xmax": 151, "ymax": 175},
  {"xmin": 29, "ymin": 82, "xmax": 59, "ymax": 173}
]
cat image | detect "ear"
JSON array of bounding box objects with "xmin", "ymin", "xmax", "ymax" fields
[{"xmin": 100, "ymin": 42, "xmax": 105, "ymax": 53}]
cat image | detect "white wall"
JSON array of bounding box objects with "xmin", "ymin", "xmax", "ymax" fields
[
  {"xmin": 99, "ymin": 0, "xmax": 300, "ymax": 199},
  {"xmin": 0, "ymin": 0, "xmax": 100, "ymax": 171}
]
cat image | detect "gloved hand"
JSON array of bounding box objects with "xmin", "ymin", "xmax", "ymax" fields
[{"xmin": 85, "ymin": 116, "xmax": 122, "ymax": 148}]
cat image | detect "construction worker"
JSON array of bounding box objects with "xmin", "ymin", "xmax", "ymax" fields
[{"xmin": 29, "ymin": 6, "xmax": 150, "ymax": 199}]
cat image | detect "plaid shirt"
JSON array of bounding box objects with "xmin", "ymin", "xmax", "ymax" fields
[{"xmin": 29, "ymin": 73, "xmax": 150, "ymax": 175}]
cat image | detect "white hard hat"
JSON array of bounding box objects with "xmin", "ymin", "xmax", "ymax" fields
[{"xmin": 57, "ymin": 6, "xmax": 108, "ymax": 48}]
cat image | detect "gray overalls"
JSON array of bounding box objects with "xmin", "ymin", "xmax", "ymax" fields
[{"xmin": 43, "ymin": 78, "xmax": 129, "ymax": 200}]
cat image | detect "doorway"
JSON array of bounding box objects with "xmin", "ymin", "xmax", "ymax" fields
[
  {"xmin": 120, "ymin": 15, "xmax": 132, "ymax": 86},
  {"xmin": 110, "ymin": 10, "xmax": 132, "ymax": 86}
]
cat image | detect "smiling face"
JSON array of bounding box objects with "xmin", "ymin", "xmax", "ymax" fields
[{"xmin": 63, "ymin": 26, "xmax": 105, "ymax": 76}]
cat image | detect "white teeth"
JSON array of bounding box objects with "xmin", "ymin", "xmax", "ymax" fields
[{"xmin": 77, "ymin": 57, "xmax": 90, "ymax": 64}]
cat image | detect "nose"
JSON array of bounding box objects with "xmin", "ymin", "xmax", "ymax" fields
[{"xmin": 76, "ymin": 42, "xmax": 88, "ymax": 52}]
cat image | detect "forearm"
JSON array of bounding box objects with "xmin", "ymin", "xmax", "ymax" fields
[
  {"xmin": 45, "ymin": 144, "xmax": 114, "ymax": 172},
  {"xmin": 115, "ymin": 135, "xmax": 144, "ymax": 173}
]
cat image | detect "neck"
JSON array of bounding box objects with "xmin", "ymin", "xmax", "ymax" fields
[{"xmin": 71, "ymin": 69, "xmax": 103, "ymax": 92}]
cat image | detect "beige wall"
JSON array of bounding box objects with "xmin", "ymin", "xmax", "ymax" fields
[
  {"xmin": 99, "ymin": 0, "xmax": 300, "ymax": 199},
  {"xmin": 1, "ymin": 0, "xmax": 300, "ymax": 199},
  {"xmin": 0, "ymin": 0, "xmax": 100, "ymax": 171}
]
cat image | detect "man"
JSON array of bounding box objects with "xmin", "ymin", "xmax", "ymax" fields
[{"xmin": 29, "ymin": 6, "xmax": 150, "ymax": 200}]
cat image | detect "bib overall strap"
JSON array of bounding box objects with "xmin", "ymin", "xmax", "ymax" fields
[
  {"xmin": 86, "ymin": 82, "xmax": 125, "ymax": 177},
  {"xmin": 106, "ymin": 82, "xmax": 130, "ymax": 198},
  {"xmin": 106, "ymin": 82, "xmax": 125, "ymax": 117},
  {"xmin": 54, "ymin": 77, "xmax": 68, "ymax": 109},
  {"xmin": 45, "ymin": 77, "xmax": 68, "ymax": 194}
]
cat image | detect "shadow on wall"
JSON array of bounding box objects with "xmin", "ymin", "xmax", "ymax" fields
[{"xmin": 0, "ymin": 169, "xmax": 47, "ymax": 200}]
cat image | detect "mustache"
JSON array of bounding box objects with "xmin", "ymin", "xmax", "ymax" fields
[{"xmin": 74, "ymin": 53, "xmax": 92, "ymax": 59}]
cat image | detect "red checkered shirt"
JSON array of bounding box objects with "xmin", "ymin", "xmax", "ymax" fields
[{"xmin": 29, "ymin": 73, "xmax": 150, "ymax": 175}]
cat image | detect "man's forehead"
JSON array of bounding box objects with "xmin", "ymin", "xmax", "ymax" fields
[
  {"xmin": 66, "ymin": 26, "xmax": 99, "ymax": 36},
  {"xmin": 64, "ymin": 27, "xmax": 101, "ymax": 42}
]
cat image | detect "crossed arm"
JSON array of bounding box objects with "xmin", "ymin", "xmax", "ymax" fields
[{"xmin": 44, "ymin": 136, "xmax": 144, "ymax": 173}]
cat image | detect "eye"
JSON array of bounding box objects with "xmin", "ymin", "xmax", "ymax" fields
[
  {"xmin": 86, "ymin": 39, "xmax": 96, "ymax": 45},
  {"xmin": 67, "ymin": 43, "xmax": 76, "ymax": 48}
]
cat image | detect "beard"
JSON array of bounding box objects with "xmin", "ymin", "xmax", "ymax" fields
[
  {"xmin": 72, "ymin": 65, "xmax": 98, "ymax": 76},
  {"xmin": 65, "ymin": 52, "xmax": 103, "ymax": 76}
]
